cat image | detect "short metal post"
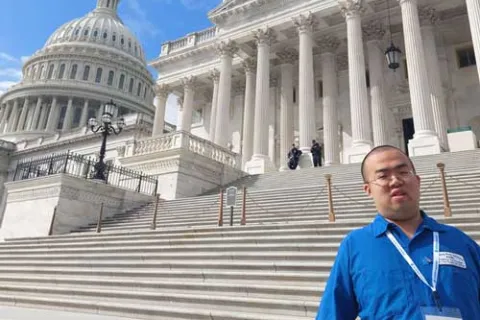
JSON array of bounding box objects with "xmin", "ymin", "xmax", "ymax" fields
[
  {"xmin": 437, "ymin": 163, "xmax": 452, "ymax": 217},
  {"xmin": 151, "ymin": 194, "xmax": 160, "ymax": 230},
  {"xmin": 325, "ymin": 174, "xmax": 335, "ymax": 222},
  {"xmin": 48, "ymin": 206, "xmax": 57, "ymax": 236},
  {"xmin": 96, "ymin": 203, "xmax": 104, "ymax": 233},
  {"xmin": 218, "ymin": 189, "xmax": 224, "ymax": 227},
  {"xmin": 230, "ymin": 206, "xmax": 234, "ymax": 226},
  {"xmin": 241, "ymin": 186, "xmax": 246, "ymax": 226}
]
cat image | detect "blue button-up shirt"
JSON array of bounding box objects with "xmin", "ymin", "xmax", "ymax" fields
[{"xmin": 316, "ymin": 213, "xmax": 480, "ymax": 320}]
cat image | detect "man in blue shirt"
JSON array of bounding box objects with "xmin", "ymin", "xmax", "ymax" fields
[{"xmin": 316, "ymin": 145, "xmax": 480, "ymax": 320}]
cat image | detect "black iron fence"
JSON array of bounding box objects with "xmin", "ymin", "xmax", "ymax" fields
[{"xmin": 13, "ymin": 152, "xmax": 158, "ymax": 196}]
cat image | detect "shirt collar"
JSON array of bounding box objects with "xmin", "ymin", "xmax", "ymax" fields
[{"xmin": 372, "ymin": 211, "xmax": 446, "ymax": 238}]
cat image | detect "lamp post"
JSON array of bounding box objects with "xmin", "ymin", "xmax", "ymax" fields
[
  {"xmin": 384, "ymin": 0, "xmax": 402, "ymax": 71},
  {"xmin": 89, "ymin": 100, "xmax": 125, "ymax": 181}
]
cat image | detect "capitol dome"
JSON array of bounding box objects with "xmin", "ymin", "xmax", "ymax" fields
[{"xmin": 0, "ymin": 0, "xmax": 155, "ymax": 142}]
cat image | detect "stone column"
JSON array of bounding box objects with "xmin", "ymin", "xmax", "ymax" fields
[
  {"xmin": 7, "ymin": 100, "xmax": 19, "ymax": 132},
  {"xmin": 215, "ymin": 41, "xmax": 238, "ymax": 147},
  {"xmin": 340, "ymin": 0, "xmax": 373, "ymax": 163},
  {"xmin": 293, "ymin": 13, "xmax": 317, "ymax": 168},
  {"xmin": 178, "ymin": 76, "xmax": 196, "ymax": 133},
  {"xmin": 152, "ymin": 84, "xmax": 169, "ymax": 137},
  {"xmin": 268, "ymin": 76, "xmax": 278, "ymax": 166},
  {"xmin": 363, "ymin": 21, "xmax": 390, "ymax": 147},
  {"xmin": 208, "ymin": 69, "xmax": 220, "ymax": 142},
  {"xmin": 318, "ymin": 36, "xmax": 341, "ymax": 166},
  {"xmin": 466, "ymin": 0, "xmax": 480, "ymax": 83},
  {"xmin": 79, "ymin": 99, "xmax": 89, "ymax": 128},
  {"xmin": 16, "ymin": 98, "xmax": 30, "ymax": 131},
  {"xmin": 46, "ymin": 97, "xmax": 59, "ymax": 132},
  {"xmin": 38, "ymin": 103, "xmax": 49, "ymax": 130},
  {"xmin": 397, "ymin": 0, "xmax": 439, "ymax": 156},
  {"xmin": 0, "ymin": 102, "xmax": 12, "ymax": 133},
  {"xmin": 176, "ymin": 96, "xmax": 184, "ymax": 130},
  {"xmin": 241, "ymin": 59, "xmax": 256, "ymax": 168},
  {"xmin": 277, "ymin": 49, "xmax": 297, "ymax": 171},
  {"xmin": 62, "ymin": 97, "xmax": 74, "ymax": 131},
  {"xmin": 29, "ymin": 96, "xmax": 43, "ymax": 131},
  {"xmin": 419, "ymin": 6, "xmax": 449, "ymax": 151},
  {"xmin": 245, "ymin": 28, "xmax": 276, "ymax": 174}
]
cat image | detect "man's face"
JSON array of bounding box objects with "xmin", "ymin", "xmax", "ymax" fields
[{"xmin": 363, "ymin": 149, "xmax": 421, "ymax": 221}]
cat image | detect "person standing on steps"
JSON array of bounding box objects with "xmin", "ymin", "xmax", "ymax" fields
[
  {"xmin": 316, "ymin": 145, "xmax": 480, "ymax": 320},
  {"xmin": 311, "ymin": 140, "xmax": 322, "ymax": 167},
  {"xmin": 288, "ymin": 143, "xmax": 302, "ymax": 170}
]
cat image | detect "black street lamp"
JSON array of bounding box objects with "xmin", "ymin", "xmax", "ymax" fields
[
  {"xmin": 89, "ymin": 100, "xmax": 125, "ymax": 181},
  {"xmin": 384, "ymin": 0, "xmax": 402, "ymax": 71}
]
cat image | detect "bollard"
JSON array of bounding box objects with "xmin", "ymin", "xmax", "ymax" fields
[
  {"xmin": 325, "ymin": 174, "xmax": 336, "ymax": 222},
  {"xmin": 241, "ymin": 186, "xmax": 247, "ymax": 226},
  {"xmin": 218, "ymin": 189, "xmax": 224, "ymax": 227},
  {"xmin": 436, "ymin": 162, "xmax": 452, "ymax": 217},
  {"xmin": 48, "ymin": 206, "xmax": 57, "ymax": 236},
  {"xmin": 96, "ymin": 203, "xmax": 104, "ymax": 233},
  {"xmin": 151, "ymin": 194, "xmax": 160, "ymax": 230}
]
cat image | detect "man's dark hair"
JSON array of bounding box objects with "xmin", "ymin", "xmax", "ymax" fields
[{"xmin": 360, "ymin": 145, "xmax": 416, "ymax": 182}]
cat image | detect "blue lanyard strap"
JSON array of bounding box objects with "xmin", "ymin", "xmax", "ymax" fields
[{"xmin": 386, "ymin": 231, "xmax": 440, "ymax": 293}]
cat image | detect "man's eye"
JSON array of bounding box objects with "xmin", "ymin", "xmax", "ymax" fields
[{"xmin": 377, "ymin": 175, "xmax": 387, "ymax": 180}]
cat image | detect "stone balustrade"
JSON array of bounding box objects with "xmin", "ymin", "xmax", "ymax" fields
[
  {"xmin": 160, "ymin": 27, "xmax": 217, "ymax": 56},
  {"xmin": 133, "ymin": 131, "xmax": 240, "ymax": 169}
]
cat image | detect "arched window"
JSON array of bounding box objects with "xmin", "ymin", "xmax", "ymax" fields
[
  {"xmin": 103, "ymin": 32, "xmax": 108, "ymax": 39},
  {"xmin": 128, "ymin": 40, "xmax": 132, "ymax": 49},
  {"xmin": 128, "ymin": 78, "xmax": 134, "ymax": 93},
  {"xmin": 58, "ymin": 64, "xmax": 66, "ymax": 79},
  {"xmin": 137, "ymin": 82, "xmax": 142, "ymax": 96},
  {"xmin": 134, "ymin": 46, "xmax": 138, "ymax": 56},
  {"xmin": 75, "ymin": 28, "xmax": 80, "ymax": 36},
  {"xmin": 121, "ymin": 37, "xmax": 125, "ymax": 46},
  {"xmin": 47, "ymin": 64, "xmax": 55, "ymax": 79},
  {"xmin": 118, "ymin": 74, "xmax": 125, "ymax": 90},
  {"xmin": 82, "ymin": 65, "xmax": 90, "ymax": 81},
  {"xmin": 144, "ymin": 86, "xmax": 147, "ymax": 99},
  {"xmin": 95, "ymin": 68, "xmax": 103, "ymax": 83},
  {"xmin": 112, "ymin": 33, "xmax": 116, "ymax": 42},
  {"xmin": 70, "ymin": 64, "xmax": 78, "ymax": 79},
  {"xmin": 93, "ymin": 30, "xmax": 98, "ymax": 38},
  {"xmin": 107, "ymin": 70, "xmax": 114, "ymax": 86},
  {"xmin": 84, "ymin": 29, "xmax": 89, "ymax": 36},
  {"xmin": 38, "ymin": 65, "xmax": 44, "ymax": 79}
]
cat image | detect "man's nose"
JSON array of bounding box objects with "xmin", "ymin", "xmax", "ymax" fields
[{"xmin": 389, "ymin": 175, "xmax": 404, "ymax": 187}]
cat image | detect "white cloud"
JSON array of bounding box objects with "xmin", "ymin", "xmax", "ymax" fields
[
  {"xmin": 0, "ymin": 68, "xmax": 22, "ymax": 80},
  {"xmin": 121, "ymin": 0, "xmax": 161, "ymax": 38},
  {"xmin": 20, "ymin": 56, "xmax": 30, "ymax": 64},
  {"xmin": 0, "ymin": 52, "xmax": 18, "ymax": 63},
  {"xmin": 0, "ymin": 81, "xmax": 17, "ymax": 94}
]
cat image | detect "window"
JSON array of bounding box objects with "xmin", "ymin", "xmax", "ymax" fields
[
  {"xmin": 293, "ymin": 87, "xmax": 296, "ymax": 104},
  {"xmin": 457, "ymin": 46, "xmax": 476, "ymax": 68},
  {"xmin": 144, "ymin": 86, "xmax": 147, "ymax": 98},
  {"xmin": 84, "ymin": 29, "xmax": 89, "ymax": 36},
  {"xmin": 95, "ymin": 68, "xmax": 103, "ymax": 83},
  {"xmin": 107, "ymin": 71, "xmax": 114, "ymax": 86},
  {"xmin": 317, "ymin": 80, "xmax": 323, "ymax": 98},
  {"xmin": 135, "ymin": 46, "xmax": 138, "ymax": 56},
  {"xmin": 121, "ymin": 37, "xmax": 124, "ymax": 45},
  {"xmin": 112, "ymin": 34, "xmax": 116, "ymax": 42},
  {"xmin": 118, "ymin": 74, "xmax": 125, "ymax": 89},
  {"xmin": 70, "ymin": 64, "xmax": 78, "ymax": 79},
  {"xmin": 83, "ymin": 65, "xmax": 90, "ymax": 81},
  {"xmin": 75, "ymin": 28, "xmax": 80, "ymax": 36},
  {"xmin": 128, "ymin": 78, "xmax": 134, "ymax": 93},
  {"xmin": 103, "ymin": 32, "xmax": 108, "ymax": 39},
  {"xmin": 128, "ymin": 40, "xmax": 132, "ymax": 49},
  {"xmin": 58, "ymin": 64, "xmax": 66, "ymax": 79},
  {"xmin": 38, "ymin": 65, "xmax": 44, "ymax": 79},
  {"xmin": 365, "ymin": 71, "xmax": 370, "ymax": 88},
  {"xmin": 47, "ymin": 64, "xmax": 54, "ymax": 79},
  {"xmin": 93, "ymin": 30, "xmax": 98, "ymax": 38},
  {"xmin": 137, "ymin": 82, "xmax": 142, "ymax": 96}
]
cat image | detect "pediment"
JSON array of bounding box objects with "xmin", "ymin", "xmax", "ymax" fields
[{"xmin": 208, "ymin": 0, "xmax": 273, "ymax": 24}]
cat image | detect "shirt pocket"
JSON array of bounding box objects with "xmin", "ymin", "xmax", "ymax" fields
[{"xmin": 355, "ymin": 269, "xmax": 411, "ymax": 319}]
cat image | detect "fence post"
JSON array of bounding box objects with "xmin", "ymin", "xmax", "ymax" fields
[
  {"xmin": 325, "ymin": 174, "xmax": 335, "ymax": 222},
  {"xmin": 63, "ymin": 151, "xmax": 70, "ymax": 174},
  {"xmin": 436, "ymin": 162, "xmax": 452, "ymax": 217},
  {"xmin": 218, "ymin": 189, "xmax": 224, "ymax": 227},
  {"xmin": 151, "ymin": 194, "xmax": 160, "ymax": 230},
  {"xmin": 96, "ymin": 203, "xmax": 104, "ymax": 233},
  {"xmin": 137, "ymin": 175, "xmax": 143, "ymax": 193},
  {"xmin": 48, "ymin": 206, "xmax": 57, "ymax": 236},
  {"xmin": 153, "ymin": 178, "xmax": 159, "ymax": 196},
  {"xmin": 241, "ymin": 186, "xmax": 246, "ymax": 226}
]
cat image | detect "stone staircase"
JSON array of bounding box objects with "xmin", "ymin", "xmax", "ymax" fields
[{"xmin": 0, "ymin": 150, "xmax": 479, "ymax": 319}]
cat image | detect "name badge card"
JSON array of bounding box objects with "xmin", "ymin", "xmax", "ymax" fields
[{"xmin": 422, "ymin": 306, "xmax": 462, "ymax": 320}]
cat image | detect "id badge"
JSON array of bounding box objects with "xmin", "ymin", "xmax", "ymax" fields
[{"xmin": 421, "ymin": 307, "xmax": 462, "ymax": 319}]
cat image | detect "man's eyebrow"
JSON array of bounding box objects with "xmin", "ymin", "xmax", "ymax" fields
[{"xmin": 374, "ymin": 163, "xmax": 409, "ymax": 174}]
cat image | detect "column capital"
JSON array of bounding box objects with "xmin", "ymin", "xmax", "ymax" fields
[
  {"xmin": 253, "ymin": 28, "xmax": 276, "ymax": 46},
  {"xmin": 293, "ymin": 12, "xmax": 318, "ymax": 34},
  {"xmin": 216, "ymin": 40, "xmax": 238, "ymax": 58},
  {"xmin": 362, "ymin": 20, "xmax": 386, "ymax": 41},
  {"xmin": 339, "ymin": 0, "xmax": 366, "ymax": 19},
  {"xmin": 242, "ymin": 58, "xmax": 257, "ymax": 74},
  {"xmin": 209, "ymin": 69, "xmax": 220, "ymax": 83},
  {"xmin": 181, "ymin": 76, "xmax": 197, "ymax": 91},
  {"xmin": 277, "ymin": 48, "xmax": 298, "ymax": 64},
  {"xmin": 418, "ymin": 6, "xmax": 439, "ymax": 26},
  {"xmin": 316, "ymin": 35, "xmax": 341, "ymax": 54},
  {"xmin": 154, "ymin": 84, "xmax": 170, "ymax": 98}
]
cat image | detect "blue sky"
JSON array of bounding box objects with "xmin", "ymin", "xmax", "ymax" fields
[{"xmin": 0, "ymin": 0, "xmax": 220, "ymax": 123}]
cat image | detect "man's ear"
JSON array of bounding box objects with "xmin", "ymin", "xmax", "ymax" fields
[{"xmin": 363, "ymin": 183, "xmax": 372, "ymax": 197}]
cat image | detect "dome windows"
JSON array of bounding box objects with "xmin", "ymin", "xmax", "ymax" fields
[
  {"xmin": 120, "ymin": 37, "xmax": 125, "ymax": 46},
  {"xmin": 84, "ymin": 29, "xmax": 89, "ymax": 36},
  {"xmin": 47, "ymin": 64, "xmax": 55, "ymax": 79},
  {"xmin": 137, "ymin": 82, "xmax": 142, "ymax": 96},
  {"xmin": 95, "ymin": 68, "xmax": 103, "ymax": 83},
  {"xmin": 38, "ymin": 65, "xmax": 44, "ymax": 80},
  {"xmin": 75, "ymin": 28, "xmax": 80, "ymax": 36},
  {"xmin": 83, "ymin": 65, "xmax": 90, "ymax": 81},
  {"xmin": 93, "ymin": 30, "xmax": 98, "ymax": 38},
  {"xmin": 112, "ymin": 33, "xmax": 116, "ymax": 42},
  {"xmin": 118, "ymin": 74, "xmax": 125, "ymax": 90},
  {"xmin": 107, "ymin": 70, "xmax": 114, "ymax": 86},
  {"xmin": 103, "ymin": 32, "xmax": 108, "ymax": 39},
  {"xmin": 128, "ymin": 78, "xmax": 134, "ymax": 93},
  {"xmin": 58, "ymin": 64, "xmax": 66, "ymax": 79},
  {"xmin": 70, "ymin": 64, "xmax": 78, "ymax": 79}
]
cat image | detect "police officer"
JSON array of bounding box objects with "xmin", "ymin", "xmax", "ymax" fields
[
  {"xmin": 316, "ymin": 145, "xmax": 480, "ymax": 320},
  {"xmin": 311, "ymin": 140, "xmax": 322, "ymax": 167},
  {"xmin": 287, "ymin": 144, "xmax": 301, "ymax": 170}
]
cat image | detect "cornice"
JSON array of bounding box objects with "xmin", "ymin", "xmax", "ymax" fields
[{"xmin": 149, "ymin": 43, "xmax": 217, "ymax": 68}]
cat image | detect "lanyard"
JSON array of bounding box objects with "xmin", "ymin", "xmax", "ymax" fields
[{"xmin": 386, "ymin": 230, "xmax": 442, "ymax": 309}]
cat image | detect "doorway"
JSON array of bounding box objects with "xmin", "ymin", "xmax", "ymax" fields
[{"xmin": 402, "ymin": 118, "xmax": 414, "ymax": 156}]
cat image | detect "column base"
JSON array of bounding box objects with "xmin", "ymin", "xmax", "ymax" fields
[
  {"xmin": 245, "ymin": 155, "xmax": 276, "ymax": 175},
  {"xmin": 344, "ymin": 143, "xmax": 373, "ymax": 164},
  {"xmin": 408, "ymin": 135, "xmax": 441, "ymax": 157}
]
